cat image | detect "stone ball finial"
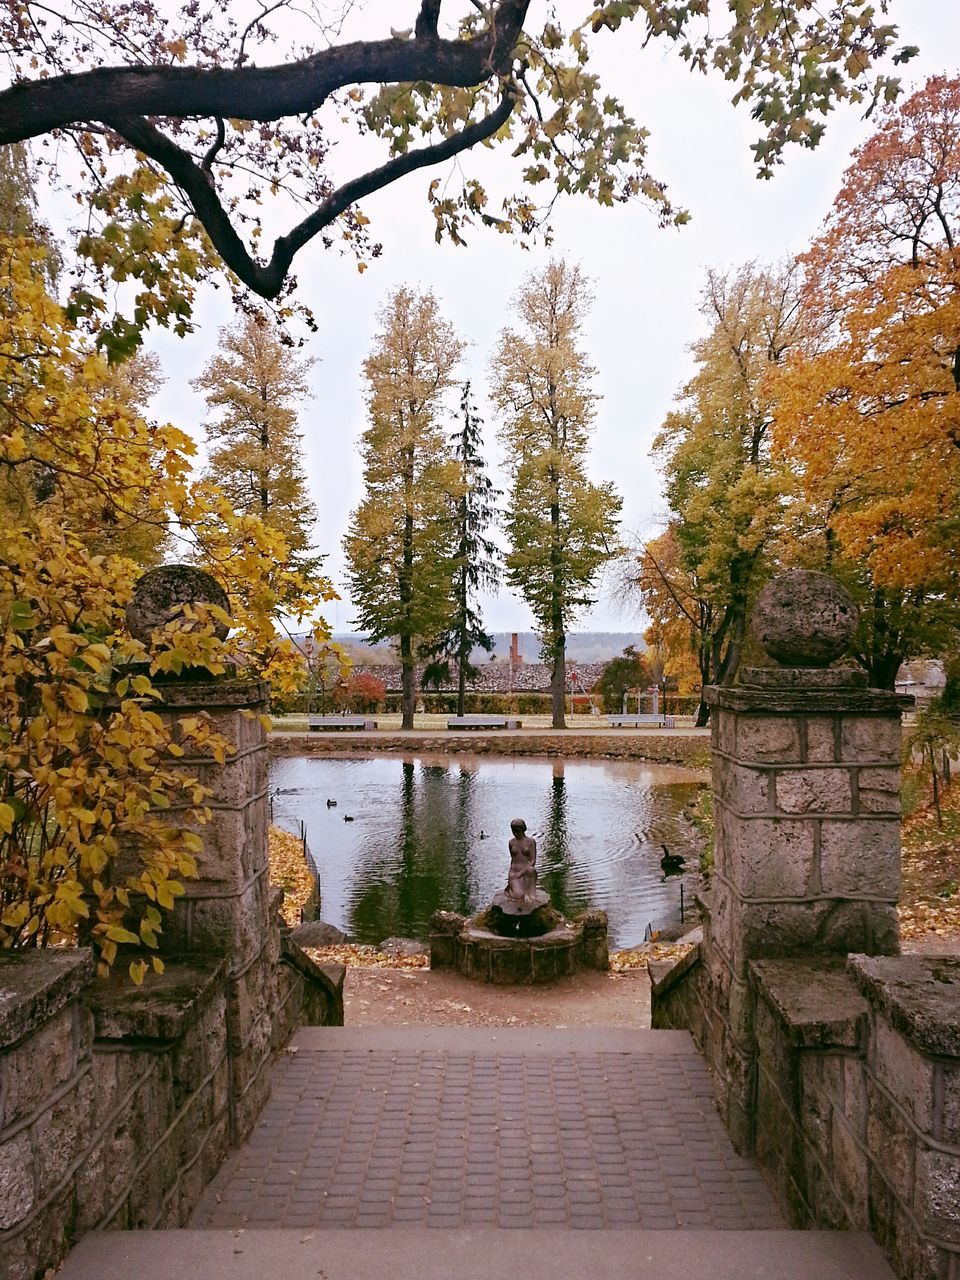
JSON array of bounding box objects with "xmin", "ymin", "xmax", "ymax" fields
[
  {"xmin": 126, "ymin": 564, "xmax": 231, "ymax": 645},
  {"xmin": 752, "ymin": 570, "xmax": 858, "ymax": 668}
]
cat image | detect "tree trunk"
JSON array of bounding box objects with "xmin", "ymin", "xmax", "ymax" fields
[
  {"xmin": 457, "ymin": 647, "xmax": 467, "ymax": 717},
  {"xmin": 457, "ymin": 557, "xmax": 468, "ymax": 718},
  {"xmin": 931, "ymin": 744, "xmax": 943, "ymax": 827},
  {"xmin": 866, "ymin": 649, "xmax": 902, "ymax": 691},
  {"xmin": 400, "ymin": 632, "xmax": 415, "ymax": 730},
  {"xmin": 550, "ymin": 637, "xmax": 566, "ymax": 729},
  {"xmin": 548, "ymin": 454, "xmax": 565, "ymax": 728},
  {"xmin": 400, "ymin": 443, "xmax": 415, "ymax": 730}
]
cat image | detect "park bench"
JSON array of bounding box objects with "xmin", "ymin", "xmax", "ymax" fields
[
  {"xmin": 606, "ymin": 713, "xmax": 676, "ymax": 729},
  {"xmin": 446, "ymin": 715, "xmax": 522, "ymax": 730},
  {"xmin": 306, "ymin": 716, "xmax": 377, "ymax": 731}
]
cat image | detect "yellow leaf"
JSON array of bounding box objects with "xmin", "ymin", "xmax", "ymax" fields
[{"xmin": 62, "ymin": 684, "xmax": 89, "ymax": 713}]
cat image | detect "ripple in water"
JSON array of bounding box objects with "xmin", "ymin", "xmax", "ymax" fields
[{"xmin": 269, "ymin": 754, "xmax": 704, "ymax": 950}]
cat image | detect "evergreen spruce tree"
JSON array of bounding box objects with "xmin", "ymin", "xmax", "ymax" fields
[
  {"xmin": 422, "ymin": 381, "xmax": 501, "ymax": 715},
  {"xmin": 343, "ymin": 287, "xmax": 463, "ymax": 729}
]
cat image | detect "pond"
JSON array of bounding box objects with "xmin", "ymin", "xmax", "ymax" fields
[{"xmin": 269, "ymin": 754, "xmax": 706, "ymax": 950}]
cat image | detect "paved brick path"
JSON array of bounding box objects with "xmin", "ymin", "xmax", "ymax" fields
[{"xmin": 192, "ymin": 1028, "xmax": 782, "ymax": 1232}]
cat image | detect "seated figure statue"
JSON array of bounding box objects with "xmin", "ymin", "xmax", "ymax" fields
[{"xmin": 506, "ymin": 818, "xmax": 538, "ymax": 904}]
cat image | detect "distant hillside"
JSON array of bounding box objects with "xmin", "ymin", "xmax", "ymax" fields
[
  {"xmin": 329, "ymin": 631, "xmax": 644, "ymax": 664},
  {"xmin": 486, "ymin": 632, "xmax": 645, "ymax": 663}
]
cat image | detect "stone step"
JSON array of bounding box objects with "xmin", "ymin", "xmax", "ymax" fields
[
  {"xmin": 287, "ymin": 1025, "xmax": 698, "ymax": 1054},
  {"xmin": 59, "ymin": 1227, "xmax": 896, "ymax": 1280}
]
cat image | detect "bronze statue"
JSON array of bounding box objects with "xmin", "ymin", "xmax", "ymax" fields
[{"xmin": 506, "ymin": 818, "xmax": 538, "ymax": 904}]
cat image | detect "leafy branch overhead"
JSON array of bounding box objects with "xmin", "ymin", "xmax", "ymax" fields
[{"xmin": 0, "ymin": 1, "xmax": 916, "ymax": 352}]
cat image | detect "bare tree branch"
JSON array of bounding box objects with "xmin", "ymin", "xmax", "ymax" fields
[
  {"xmin": 109, "ymin": 85, "xmax": 517, "ymax": 296},
  {"xmin": 0, "ymin": 3, "xmax": 530, "ymax": 143}
]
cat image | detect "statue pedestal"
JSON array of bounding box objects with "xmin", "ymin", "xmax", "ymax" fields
[{"xmin": 489, "ymin": 890, "xmax": 554, "ymax": 938}]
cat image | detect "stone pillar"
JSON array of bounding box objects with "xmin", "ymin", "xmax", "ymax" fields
[
  {"xmin": 701, "ymin": 570, "xmax": 909, "ymax": 1151},
  {"xmin": 122, "ymin": 565, "xmax": 305, "ymax": 1140}
]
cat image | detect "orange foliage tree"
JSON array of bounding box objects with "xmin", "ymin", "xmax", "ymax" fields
[{"xmin": 773, "ymin": 76, "xmax": 960, "ymax": 683}]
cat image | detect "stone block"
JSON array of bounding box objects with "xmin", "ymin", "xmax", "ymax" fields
[
  {"xmin": 844, "ymin": 1057, "xmax": 868, "ymax": 1139},
  {"xmin": 724, "ymin": 814, "xmax": 817, "ymax": 899},
  {"xmin": 578, "ymin": 910, "xmax": 609, "ymax": 970},
  {"xmin": 874, "ymin": 1015, "xmax": 937, "ymax": 1134},
  {"xmin": 942, "ymin": 1061, "xmax": 960, "ymax": 1146},
  {"xmin": 805, "ymin": 717, "xmax": 837, "ymax": 763},
  {"xmin": 775, "ymin": 768, "xmax": 852, "ymax": 815},
  {"xmin": 727, "ymin": 971, "xmax": 755, "ymax": 1045},
  {"xmin": 830, "ymin": 1111, "xmax": 868, "ymax": 1225},
  {"xmin": 722, "ymin": 762, "xmax": 772, "ymax": 814},
  {"xmin": 818, "ymin": 901, "xmax": 900, "ymax": 956},
  {"xmin": 840, "ymin": 716, "xmax": 901, "ymax": 764},
  {"xmin": 234, "ymin": 1059, "xmax": 271, "ymax": 1141},
  {"xmin": 75, "ymin": 1129, "xmax": 113, "ymax": 1232},
  {"xmin": 0, "ymin": 1131, "xmax": 35, "ymax": 1228},
  {"xmin": 190, "ymin": 800, "xmax": 267, "ymax": 889},
  {"xmin": 32, "ymin": 1069, "xmax": 96, "ymax": 1200},
  {"xmin": 0, "ymin": 1004, "xmax": 78, "ymax": 1129},
  {"xmin": 736, "ymin": 716, "xmax": 802, "ymax": 763},
  {"xmin": 820, "ymin": 819, "xmax": 900, "ymax": 898},
  {"xmin": 914, "ymin": 1147, "xmax": 960, "ymax": 1244},
  {"xmin": 128, "ymin": 1137, "xmax": 178, "ymax": 1230},
  {"xmin": 189, "ymin": 872, "xmax": 270, "ymax": 968},
  {"xmin": 201, "ymin": 1110, "xmax": 232, "ymax": 1188},
  {"xmin": 430, "ymin": 933, "xmax": 457, "ymax": 968},
  {"xmin": 530, "ymin": 947, "xmax": 557, "ymax": 984},
  {"xmin": 820, "ymin": 1053, "xmax": 845, "ymax": 1106},
  {"xmin": 175, "ymin": 1079, "xmax": 214, "ymax": 1171},
  {"xmin": 887, "ymin": 1199, "xmax": 952, "ymax": 1280},
  {"xmin": 857, "ymin": 767, "xmax": 902, "ymax": 815},
  {"xmin": 741, "ymin": 899, "xmax": 898, "ymax": 960},
  {"xmin": 799, "ymin": 1057, "xmax": 833, "ymax": 1164},
  {"xmin": 851, "ymin": 955, "xmax": 960, "ymax": 1057},
  {"xmin": 0, "ymin": 950, "xmax": 94, "ymax": 1052},
  {"xmin": 866, "ymin": 1080, "xmax": 916, "ymax": 1208},
  {"xmin": 717, "ymin": 710, "xmax": 736, "ymax": 756}
]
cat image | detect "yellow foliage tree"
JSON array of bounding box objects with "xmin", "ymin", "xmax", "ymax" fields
[{"xmin": 0, "ymin": 232, "xmax": 336, "ymax": 980}]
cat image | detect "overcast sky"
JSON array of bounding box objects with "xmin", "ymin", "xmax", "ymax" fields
[{"xmin": 142, "ymin": 0, "xmax": 960, "ymax": 636}]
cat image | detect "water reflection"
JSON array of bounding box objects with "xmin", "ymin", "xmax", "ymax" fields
[{"xmin": 270, "ymin": 754, "xmax": 704, "ymax": 949}]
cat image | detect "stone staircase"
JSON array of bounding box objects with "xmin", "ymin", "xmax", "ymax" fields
[{"xmin": 56, "ymin": 1026, "xmax": 895, "ymax": 1280}]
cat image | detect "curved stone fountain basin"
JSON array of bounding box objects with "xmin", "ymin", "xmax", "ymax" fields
[{"xmin": 443, "ymin": 910, "xmax": 608, "ymax": 984}]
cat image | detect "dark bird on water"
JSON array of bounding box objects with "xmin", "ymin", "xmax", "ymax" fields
[
  {"xmin": 326, "ymin": 799, "xmax": 337, "ymax": 808},
  {"xmin": 344, "ymin": 815, "xmax": 354, "ymax": 823},
  {"xmin": 479, "ymin": 830, "xmax": 488, "ymax": 840},
  {"xmin": 660, "ymin": 844, "xmax": 685, "ymax": 874}
]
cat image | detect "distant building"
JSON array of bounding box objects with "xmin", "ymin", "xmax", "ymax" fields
[{"xmin": 347, "ymin": 660, "xmax": 606, "ymax": 696}]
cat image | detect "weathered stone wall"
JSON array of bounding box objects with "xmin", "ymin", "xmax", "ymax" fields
[
  {"xmin": 699, "ymin": 674, "xmax": 906, "ymax": 1151},
  {"xmin": 751, "ymin": 955, "xmax": 960, "ymax": 1280},
  {"xmin": 0, "ymin": 942, "xmax": 343, "ymax": 1280},
  {"xmin": 1, "ymin": 670, "xmax": 346, "ymax": 1280},
  {"xmin": 271, "ymin": 730, "xmax": 711, "ymax": 768},
  {"xmin": 652, "ymin": 950, "xmax": 960, "ymax": 1280}
]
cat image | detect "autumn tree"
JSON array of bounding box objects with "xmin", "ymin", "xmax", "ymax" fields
[
  {"xmin": 632, "ymin": 264, "xmax": 803, "ymax": 723},
  {"xmin": 422, "ymin": 382, "xmax": 501, "ymax": 715},
  {"xmin": 492, "ymin": 260, "xmax": 621, "ymax": 729},
  {"xmin": 0, "ymin": 5, "xmax": 916, "ymax": 355},
  {"xmin": 194, "ymin": 314, "xmax": 319, "ymax": 578},
  {"xmin": 343, "ymin": 287, "xmax": 462, "ymax": 729},
  {"xmin": 773, "ymin": 75, "xmax": 960, "ymax": 684},
  {"xmin": 0, "ymin": 228, "xmax": 336, "ymax": 978}
]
